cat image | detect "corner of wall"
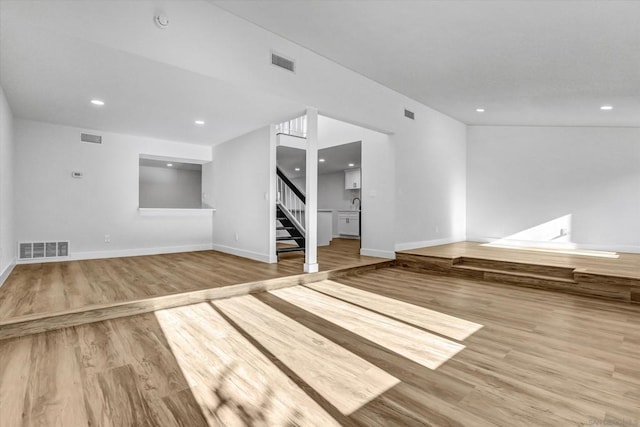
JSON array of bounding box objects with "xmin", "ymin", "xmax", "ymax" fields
[{"xmin": 0, "ymin": 260, "xmax": 16, "ymax": 288}]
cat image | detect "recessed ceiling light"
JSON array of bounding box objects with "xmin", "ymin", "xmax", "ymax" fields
[
  {"xmin": 90, "ymin": 99, "xmax": 105, "ymax": 106},
  {"xmin": 600, "ymin": 105, "xmax": 613, "ymax": 111},
  {"xmin": 319, "ymin": 158, "xmax": 325, "ymax": 163},
  {"xmin": 294, "ymin": 167, "xmax": 300, "ymax": 171},
  {"xmin": 194, "ymin": 120, "xmax": 205, "ymax": 125},
  {"xmin": 476, "ymin": 108, "xmax": 485, "ymax": 113},
  {"xmin": 348, "ymin": 163, "xmax": 355, "ymax": 167},
  {"xmin": 167, "ymin": 163, "xmax": 173, "ymax": 167}
]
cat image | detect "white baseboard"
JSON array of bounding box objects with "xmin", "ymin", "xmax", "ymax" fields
[
  {"xmin": 395, "ymin": 236, "xmax": 465, "ymax": 252},
  {"xmin": 467, "ymin": 236, "xmax": 640, "ymax": 254},
  {"xmin": 0, "ymin": 260, "xmax": 16, "ymax": 288},
  {"xmin": 210, "ymin": 243, "xmax": 271, "ymax": 263},
  {"xmin": 360, "ymin": 248, "xmax": 396, "ymax": 259},
  {"xmin": 17, "ymin": 243, "xmax": 215, "ymax": 264}
]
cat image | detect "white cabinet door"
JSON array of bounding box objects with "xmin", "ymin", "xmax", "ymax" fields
[
  {"xmin": 338, "ymin": 213, "xmax": 359, "ymax": 236},
  {"xmin": 344, "ymin": 168, "xmax": 361, "ymax": 190}
]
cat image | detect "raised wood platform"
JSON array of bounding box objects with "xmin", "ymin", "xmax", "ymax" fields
[
  {"xmin": 0, "ymin": 259, "xmax": 393, "ymax": 341},
  {"xmin": 0, "ymin": 238, "xmax": 392, "ymax": 341},
  {"xmin": 397, "ymin": 242, "xmax": 640, "ymax": 303}
]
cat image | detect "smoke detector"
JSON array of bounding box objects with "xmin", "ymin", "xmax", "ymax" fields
[{"xmin": 154, "ymin": 14, "xmax": 169, "ymax": 29}]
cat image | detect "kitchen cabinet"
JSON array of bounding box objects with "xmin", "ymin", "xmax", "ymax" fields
[
  {"xmin": 344, "ymin": 168, "xmax": 361, "ymax": 190},
  {"xmin": 338, "ymin": 211, "xmax": 359, "ymax": 236}
]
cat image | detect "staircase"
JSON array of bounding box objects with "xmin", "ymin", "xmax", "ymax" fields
[{"xmin": 276, "ymin": 167, "xmax": 306, "ymax": 257}]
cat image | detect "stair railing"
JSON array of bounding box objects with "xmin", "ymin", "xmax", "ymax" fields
[
  {"xmin": 275, "ymin": 114, "xmax": 307, "ymax": 138},
  {"xmin": 276, "ymin": 167, "xmax": 306, "ymax": 231}
]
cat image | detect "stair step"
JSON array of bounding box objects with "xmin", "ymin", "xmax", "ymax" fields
[
  {"xmin": 452, "ymin": 264, "xmax": 576, "ymax": 284},
  {"xmin": 456, "ymin": 257, "xmax": 575, "ymax": 280},
  {"xmin": 276, "ymin": 247, "xmax": 306, "ymax": 254},
  {"xmin": 277, "ymin": 226, "xmax": 295, "ymax": 231},
  {"xmin": 276, "ymin": 236, "xmax": 304, "ymax": 241}
]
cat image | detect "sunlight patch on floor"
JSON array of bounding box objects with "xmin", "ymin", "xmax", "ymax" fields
[
  {"xmin": 306, "ymin": 280, "xmax": 483, "ymax": 341},
  {"xmin": 213, "ymin": 296, "xmax": 400, "ymax": 416},
  {"xmin": 482, "ymin": 242, "xmax": 619, "ymax": 258},
  {"xmin": 271, "ymin": 286, "xmax": 466, "ymax": 370},
  {"xmin": 155, "ymin": 303, "xmax": 342, "ymax": 426},
  {"xmin": 481, "ymin": 214, "xmax": 619, "ymax": 259}
]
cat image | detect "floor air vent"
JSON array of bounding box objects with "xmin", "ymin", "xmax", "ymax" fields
[
  {"xmin": 271, "ymin": 52, "xmax": 295, "ymax": 72},
  {"xmin": 19, "ymin": 241, "xmax": 69, "ymax": 260}
]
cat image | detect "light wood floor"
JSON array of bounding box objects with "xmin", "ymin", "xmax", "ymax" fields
[
  {"xmin": 400, "ymin": 241, "xmax": 640, "ymax": 278},
  {"xmin": 2, "ymin": 267, "xmax": 639, "ymax": 426},
  {"xmin": 0, "ymin": 239, "xmax": 378, "ymax": 321}
]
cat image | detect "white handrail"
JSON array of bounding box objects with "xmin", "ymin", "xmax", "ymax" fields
[
  {"xmin": 276, "ymin": 175, "xmax": 305, "ymax": 231},
  {"xmin": 275, "ymin": 114, "xmax": 307, "ymax": 138}
]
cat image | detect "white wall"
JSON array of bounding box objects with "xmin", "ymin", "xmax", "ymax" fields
[
  {"xmin": 394, "ymin": 110, "xmax": 467, "ymax": 250},
  {"xmin": 361, "ymin": 129, "xmax": 396, "ymax": 258},
  {"xmin": 318, "ymin": 115, "xmax": 366, "ymax": 149},
  {"xmin": 467, "ymin": 126, "xmax": 640, "ymax": 252},
  {"xmin": 139, "ymin": 165, "xmax": 202, "ymax": 208},
  {"xmin": 0, "ymin": 85, "xmax": 15, "ymax": 284},
  {"xmin": 209, "ymin": 126, "xmax": 274, "ymax": 262},
  {"xmin": 5, "ymin": 1, "xmax": 468, "ymax": 255},
  {"xmin": 15, "ymin": 120, "xmax": 213, "ymax": 260}
]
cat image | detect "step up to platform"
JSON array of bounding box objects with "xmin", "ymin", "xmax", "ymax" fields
[
  {"xmin": 276, "ymin": 236, "xmax": 304, "ymax": 241},
  {"xmin": 454, "ymin": 257, "xmax": 575, "ymax": 280},
  {"xmin": 276, "ymin": 246, "xmax": 305, "ymax": 254},
  {"xmin": 396, "ymin": 252, "xmax": 640, "ymax": 304},
  {"xmin": 0, "ymin": 259, "xmax": 394, "ymax": 341}
]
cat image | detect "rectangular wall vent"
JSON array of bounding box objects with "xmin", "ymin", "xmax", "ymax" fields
[
  {"xmin": 81, "ymin": 133, "xmax": 102, "ymax": 144},
  {"xmin": 404, "ymin": 109, "xmax": 415, "ymax": 120},
  {"xmin": 271, "ymin": 52, "xmax": 295, "ymax": 72},
  {"xmin": 18, "ymin": 241, "xmax": 70, "ymax": 260}
]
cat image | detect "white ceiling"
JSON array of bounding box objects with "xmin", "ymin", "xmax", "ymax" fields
[
  {"xmin": 212, "ymin": 0, "xmax": 640, "ymax": 127},
  {"xmin": 0, "ymin": 14, "xmax": 304, "ymax": 145},
  {"xmin": 278, "ymin": 141, "xmax": 362, "ymax": 180}
]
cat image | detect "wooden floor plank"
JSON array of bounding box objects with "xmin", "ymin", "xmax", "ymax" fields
[
  {"xmin": 213, "ymin": 295, "xmax": 400, "ymax": 416},
  {"xmin": 155, "ymin": 302, "xmax": 342, "ymax": 426},
  {"xmin": 0, "ymin": 238, "xmax": 382, "ymax": 322},
  {"xmin": 399, "ymin": 241, "xmax": 640, "ymax": 278},
  {"xmin": 306, "ymin": 279, "xmax": 483, "ymax": 340},
  {"xmin": 1, "ymin": 262, "xmax": 639, "ymax": 426},
  {"xmin": 271, "ymin": 285, "xmax": 466, "ymax": 370}
]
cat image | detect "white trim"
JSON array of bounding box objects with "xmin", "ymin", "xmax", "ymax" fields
[
  {"xmin": 17, "ymin": 243, "xmax": 214, "ymax": 264},
  {"xmin": 304, "ymin": 262, "xmax": 319, "ymax": 273},
  {"xmin": 360, "ymin": 248, "xmax": 396, "ymax": 259},
  {"xmin": 467, "ymin": 236, "xmax": 640, "ymax": 254},
  {"xmin": 138, "ymin": 208, "xmax": 215, "ymax": 216},
  {"xmin": 0, "ymin": 260, "xmax": 16, "ymax": 288},
  {"xmin": 395, "ymin": 236, "xmax": 465, "ymax": 252},
  {"xmin": 139, "ymin": 153, "xmax": 211, "ymax": 164},
  {"xmin": 210, "ymin": 243, "xmax": 271, "ymax": 263}
]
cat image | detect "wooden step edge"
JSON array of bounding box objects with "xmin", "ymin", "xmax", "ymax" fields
[
  {"xmin": 452, "ymin": 264, "xmax": 577, "ymax": 284},
  {"xmin": 574, "ymin": 267, "xmax": 640, "ymax": 281},
  {"xmin": 0, "ymin": 259, "xmax": 395, "ymax": 341},
  {"xmin": 459, "ymin": 256, "xmax": 575, "ymax": 272}
]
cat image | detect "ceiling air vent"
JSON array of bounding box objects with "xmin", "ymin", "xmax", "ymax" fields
[
  {"xmin": 81, "ymin": 133, "xmax": 102, "ymax": 144},
  {"xmin": 271, "ymin": 52, "xmax": 295, "ymax": 73},
  {"xmin": 404, "ymin": 109, "xmax": 415, "ymax": 120}
]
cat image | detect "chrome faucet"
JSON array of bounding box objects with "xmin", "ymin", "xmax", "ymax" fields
[{"xmin": 352, "ymin": 197, "xmax": 361, "ymax": 210}]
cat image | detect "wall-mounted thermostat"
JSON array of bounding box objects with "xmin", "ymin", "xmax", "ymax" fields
[{"xmin": 71, "ymin": 172, "xmax": 83, "ymax": 178}]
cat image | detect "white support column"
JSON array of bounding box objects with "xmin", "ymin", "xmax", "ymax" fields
[
  {"xmin": 268, "ymin": 124, "xmax": 278, "ymax": 263},
  {"xmin": 304, "ymin": 107, "xmax": 319, "ymax": 273}
]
